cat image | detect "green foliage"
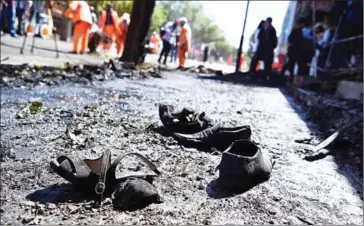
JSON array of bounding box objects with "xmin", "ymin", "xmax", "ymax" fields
[
  {"xmin": 85, "ymin": 0, "xmax": 133, "ymax": 15},
  {"xmin": 85, "ymin": 0, "xmax": 235, "ymax": 59},
  {"xmin": 149, "ymin": 3, "xmax": 167, "ymax": 34},
  {"xmin": 153, "ymin": 1, "xmax": 235, "ymax": 59}
]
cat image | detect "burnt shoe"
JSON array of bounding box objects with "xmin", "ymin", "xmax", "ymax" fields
[
  {"xmin": 158, "ymin": 104, "xmax": 213, "ymax": 134},
  {"xmin": 173, "ymin": 124, "xmax": 251, "ymax": 151},
  {"xmin": 216, "ymin": 139, "xmax": 272, "ymax": 191}
]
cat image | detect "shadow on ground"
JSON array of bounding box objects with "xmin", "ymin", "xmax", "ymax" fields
[
  {"xmin": 197, "ymin": 71, "xmax": 286, "ymax": 88},
  {"xmin": 205, "ymin": 179, "xmax": 264, "ymax": 199},
  {"xmin": 26, "ymin": 183, "xmax": 94, "ymax": 204},
  {"xmin": 197, "ymin": 71, "xmax": 363, "ymax": 198}
]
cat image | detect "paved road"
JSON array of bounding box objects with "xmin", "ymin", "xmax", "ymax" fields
[
  {"xmin": 1, "ymin": 35, "xmax": 235, "ymax": 73},
  {"xmin": 0, "ymin": 67, "xmax": 362, "ymax": 224}
]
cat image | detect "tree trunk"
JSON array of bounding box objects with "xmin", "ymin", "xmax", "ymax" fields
[{"xmin": 120, "ymin": 0, "xmax": 156, "ymax": 64}]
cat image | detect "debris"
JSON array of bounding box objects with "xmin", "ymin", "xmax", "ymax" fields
[
  {"xmin": 15, "ymin": 101, "xmax": 45, "ymax": 119},
  {"xmin": 304, "ymin": 117, "xmax": 363, "ymax": 160}
]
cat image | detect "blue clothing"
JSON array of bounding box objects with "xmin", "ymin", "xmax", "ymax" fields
[
  {"xmin": 17, "ymin": 0, "xmax": 24, "ymax": 9},
  {"xmin": 0, "ymin": 6, "xmax": 16, "ymax": 36},
  {"xmin": 302, "ymin": 27, "xmax": 313, "ymax": 40}
]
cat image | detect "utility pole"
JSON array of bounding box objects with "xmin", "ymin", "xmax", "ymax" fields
[{"xmin": 235, "ymin": 0, "xmax": 250, "ymax": 73}]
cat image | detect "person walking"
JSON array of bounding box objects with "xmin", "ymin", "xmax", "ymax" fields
[
  {"xmin": 177, "ymin": 16, "xmax": 191, "ymax": 69},
  {"xmin": 64, "ymin": 0, "xmax": 93, "ymax": 54},
  {"xmin": 158, "ymin": 21, "xmax": 173, "ymax": 65}
]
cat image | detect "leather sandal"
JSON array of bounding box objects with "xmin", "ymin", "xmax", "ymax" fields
[{"xmin": 50, "ymin": 151, "xmax": 161, "ymax": 203}]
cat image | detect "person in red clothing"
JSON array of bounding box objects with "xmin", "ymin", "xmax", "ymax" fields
[
  {"xmin": 98, "ymin": 4, "xmax": 120, "ymax": 50},
  {"xmin": 177, "ymin": 16, "xmax": 191, "ymax": 69},
  {"xmin": 64, "ymin": 0, "xmax": 93, "ymax": 54},
  {"xmin": 116, "ymin": 13, "xmax": 130, "ymax": 56}
]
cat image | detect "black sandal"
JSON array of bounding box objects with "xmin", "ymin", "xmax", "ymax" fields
[{"xmin": 50, "ymin": 151, "xmax": 161, "ymax": 204}]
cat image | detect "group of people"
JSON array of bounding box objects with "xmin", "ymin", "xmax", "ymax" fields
[
  {"xmin": 0, "ymin": 0, "xmax": 33, "ymax": 37},
  {"xmin": 64, "ymin": 1, "xmax": 130, "ymax": 55},
  {"xmin": 281, "ymin": 0, "xmax": 362, "ymax": 81},
  {"xmin": 249, "ymin": 17, "xmax": 278, "ymax": 79},
  {"xmin": 157, "ymin": 16, "xmax": 191, "ymax": 69}
]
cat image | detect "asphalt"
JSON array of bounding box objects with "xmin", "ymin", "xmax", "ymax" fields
[{"xmin": 0, "ymin": 33, "xmax": 362, "ymax": 225}]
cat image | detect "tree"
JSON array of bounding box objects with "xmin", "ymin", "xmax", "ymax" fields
[
  {"xmin": 156, "ymin": 1, "xmax": 235, "ymax": 59},
  {"xmin": 120, "ymin": 0, "xmax": 156, "ymax": 64}
]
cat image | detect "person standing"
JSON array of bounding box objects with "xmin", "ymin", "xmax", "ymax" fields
[
  {"xmin": 262, "ymin": 17, "xmax": 277, "ymax": 78},
  {"xmin": 158, "ymin": 21, "xmax": 173, "ymax": 65},
  {"xmin": 249, "ymin": 20, "xmax": 266, "ymax": 73},
  {"xmin": 116, "ymin": 13, "xmax": 130, "ymax": 56},
  {"xmin": 177, "ymin": 16, "xmax": 191, "ymax": 69},
  {"xmin": 98, "ymin": 4, "xmax": 119, "ymax": 51},
  {"xmin": 280, "ymin": 18, "xmax": 304, "ymax": 78},
  {"xmin": 64, "ymin": 0, "xmax": 93, "ymax": 54},
  {"xmin": 0, "ymin": 0, "xmax": 17, "ymax": 37},
  {"xmin": 298, "ymin": 19, "xmax": 315, "ymax": 77},
  {"xmin": 203, "ymin": 45, "xmax": 209, "ymax": 64},
  {"xmin": 169, "ymin": 19, "xmax": 179, "ymax": 63},
  {"xmin": 15, "ymin": 0, "xmax": 31, "ymax": 35}
]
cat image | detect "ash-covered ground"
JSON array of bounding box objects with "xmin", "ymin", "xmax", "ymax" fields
[{"xmin": 0, "ymin": 68, "xmax": 362, "ymax": 225}]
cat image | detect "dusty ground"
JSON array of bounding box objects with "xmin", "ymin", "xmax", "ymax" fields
[{"xmin": 0, "ymin": 66, "xmax": 363, "ymax": 224}]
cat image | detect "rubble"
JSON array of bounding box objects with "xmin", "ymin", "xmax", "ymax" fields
[{"xmin": 0, "ymin": 61, "xmax": 162, "ymax": 89}]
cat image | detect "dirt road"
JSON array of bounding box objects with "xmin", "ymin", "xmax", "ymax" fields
[{"xmin": 0, "ymin": 70, "xmax": 362, "ymax": 224}]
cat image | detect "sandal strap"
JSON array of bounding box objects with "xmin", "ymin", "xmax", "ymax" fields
[
  {"xmin": 108, "ymin": 152, "xmax": 161, "ymax": 183},
  {"xmin": 94, "ymin": 150, "xmax": 111, "ymax": 196},
  {"xmin": 54, "ymin": 155, "xmax": 91, "ymax": 180}
]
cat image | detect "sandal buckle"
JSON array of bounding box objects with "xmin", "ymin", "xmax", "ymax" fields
[{"xmin": 95, "ymin": 182, "xmax": 106, "ymax": 195}]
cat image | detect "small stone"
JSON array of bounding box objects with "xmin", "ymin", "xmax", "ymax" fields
[
  {"xmin": 67, "ymin": 205, "xmax": 79, "ymax": 213},
  {"xmin": 24, "ymin": 201, "xmax": 35, "ymax": 207},
  {"xmin": 21, "ymin": 215, "xmax": 34, "ymax": 224},
  {"xmin": 46, "ymin": 203, "xmax": 57, "ymax": 209},
  {"xmin": 198, "ymin": 184, "xmax": 205, "ymax": 190},
  {"xmin": 269, "ymin": 220, "xmax": 275, "ymax": 224},
  {"xmin": 196, "ymin": 176, "xmax": 203, "ymax": 181}
]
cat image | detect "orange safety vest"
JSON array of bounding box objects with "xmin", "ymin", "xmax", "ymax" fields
[
  {"xmin": 150, "ymin": 34, "xmax": 160, "ymax": 44},
  {"xmin": 99, "ymin": 10, "xmax": 120, "ymax": 34},
  {"xmin": 117, "ymin": 20, "xmax": 129, "ymax": 41},
  {"xmin": 64, "ymin": 1, "xmax": 92, "ymax": 25},
  {"xmin": 227, "ymin": 55, "xmax": 233, "ymax": 65},
  {"xmin": 179, "ymin": 24, "xmax": 191, "ymax": 51}
]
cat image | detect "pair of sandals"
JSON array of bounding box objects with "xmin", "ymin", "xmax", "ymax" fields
[{"xmin": 50, "ymin": 151, "xmax": 162, "ymax": 210}]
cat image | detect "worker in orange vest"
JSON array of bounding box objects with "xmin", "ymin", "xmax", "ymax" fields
[
  {"xmin": 64, "ymin": 0, "xmax": 93, "ymax": 54},
  {"xmin": 239, "ymin": 53, "xmax": 245, "ymax": 71},
  {"xmin": 116, "ymin": 13, "xmax": 130, "ymax": 56},
  {"xmin": 149, "ymin": 31, "xmax": 161, "ymax": 54},
  {"xmin": 177, "ymin": 17, "xmax": 191, "ymax": 69},
  {"xmin": 227, "ymin": 54, "xmax": 233, "ymax": 65},
  {"xmin": 98, "ymin": 4, "xmax": 120, "ymax": 50}
]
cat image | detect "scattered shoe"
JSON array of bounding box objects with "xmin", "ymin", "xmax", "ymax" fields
[
  {"xmin": 216, "ymin": 139, "xmax": 273, "ymax": 191},
  {"xmin": 159, "ymin": 104, "xmax": 213, "ymax": 134},
  {"xmin": 173, "ymin": 124, "xmax": 251, "ymax": 151},
  {"xmin": 111, "ymin": 177, "xmax": 162, "ymax": 210},
  {"xmin": 50, "ymin": 151, "xmax": 161, "ymax": 206}
]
